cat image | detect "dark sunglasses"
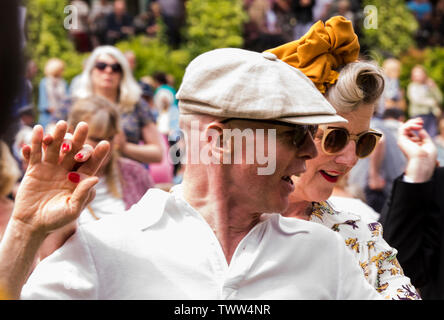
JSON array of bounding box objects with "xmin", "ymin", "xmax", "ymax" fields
[
  {"xmin": 220, "ymin": 118, "xmax": 318, "ymax": 148},
  {"xmin": 319, "ymin": 126, "xmax": 383, "ymax": 158},
  {"xmin": 95, "ymin": 61, "xmax": 122, "ymax": 73}
]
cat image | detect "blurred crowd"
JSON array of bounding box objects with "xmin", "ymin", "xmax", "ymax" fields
[
  {"xmin": 2, "ymin": 43, "xmax": 184, "ymax": 240},
  {"xmin": 2, "ymin": 0, "xmax": 444, "ymax": 237},
  {"xmin": 68, "ymin": 0, "xmax": 185, "ymax": 50},
  {"xmin": 244, "ymin": 0, "xmax": 444, "ymax": 51},
  {"xmin": 43, "ymin": 0, "xmax": 444, "ymax": 54}
]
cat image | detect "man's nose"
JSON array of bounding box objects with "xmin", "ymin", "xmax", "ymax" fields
[{"xmin": 296, "ymin": 132, "xmax": 318, "ymax": 160}]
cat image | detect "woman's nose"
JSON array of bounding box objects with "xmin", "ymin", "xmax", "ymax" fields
[{"xmin": 335, "ymin": 140, "xmax": 359, "ymax": 167}]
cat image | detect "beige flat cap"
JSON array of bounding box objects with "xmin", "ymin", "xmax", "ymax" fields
[{"xmin": 176, "ymin": 48, "xmax": 346, "ymax": 125}]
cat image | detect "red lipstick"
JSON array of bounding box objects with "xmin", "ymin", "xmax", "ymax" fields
[{"xmin": 320, "ymin": 170, "xmax": 339, "ymax": 183}]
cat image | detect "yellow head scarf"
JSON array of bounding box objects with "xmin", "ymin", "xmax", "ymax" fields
[{"xmin": 265, "ymin": 16, "xmax": 360, "ymax": 93}]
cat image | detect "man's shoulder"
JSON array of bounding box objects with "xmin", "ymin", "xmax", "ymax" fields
[
  {"xmin": 272, "ymin": 214, "xmax": 345, "ymax": 248},
  {"xmin": 79, "ymin": 188, "xmax": 172, "ymax": 241}
]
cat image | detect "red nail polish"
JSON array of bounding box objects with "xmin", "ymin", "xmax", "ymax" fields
[
  {"xmin": 75, "ymin": 153, "xmax": 83, "ymax": 160},
  {"xmin": 62, "ymin": 143, "xmax": 70, "ymax": 152},
  {"xmin": 68, "ymin": 172, "xmax": 80, "ymax": 183}
]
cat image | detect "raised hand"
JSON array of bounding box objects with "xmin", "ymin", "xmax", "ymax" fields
[
  {"xmin": 397, "ymin": 117, "xmax": 437, "ymax": 182},
  {"xmin": 12, "ymin": 120, "xmax": 110, "ymax": 236}
]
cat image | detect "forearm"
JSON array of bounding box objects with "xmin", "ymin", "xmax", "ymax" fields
[
  {"xmin": 120, "ymin": 142, "xmax": 163, "ymax": 164},
  {"xmin": 381, "ymin": 177, "xmax": 435, "ymax": 286},
  {"xmin": 0, "ymin": 219, "xmax": 46, "ymax": 299}
]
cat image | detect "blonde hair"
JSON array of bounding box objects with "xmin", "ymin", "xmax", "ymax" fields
[
  {"xmin": 44, "ymin": 58, "xmax": 65, "ymax": 77},
  {"xmin": 326, "ymin": 61, "xmax": 385, "ymax": 113},
  {"xmin": 68, "ymin": 96, "xmax": 122, "ymax": 198},
  {"xmin": 0, "ymin": 141, "xmax": 21, "ymax": 197},
  {"xmin": 382, "ymin": 58, "xmax": 401, "ymax": 78},
  {"xmin": 72, "ymin": 46, "xmax": 142, "ymax": 113}
]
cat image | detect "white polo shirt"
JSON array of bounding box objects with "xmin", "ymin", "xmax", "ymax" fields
[{"xmin": 22, "ymin": 186, "xmax": 381, "ymax": 300}]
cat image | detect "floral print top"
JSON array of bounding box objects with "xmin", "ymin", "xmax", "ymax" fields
[
  {"xmin": 310, "ymin": 199, "xmax": 421, "ymax": 300},
  {"xmin": 120, "ymin": 99, "xmax": 155, "ymax": 144}
]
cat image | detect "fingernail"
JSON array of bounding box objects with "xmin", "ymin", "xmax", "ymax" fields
[
  {"xmin": 75, "ymin": 153, "xmax": 83, "ymax": 160},
  {"xmin": 62, "ymin": 143, "xmax": 71, "ymax": 152},
  {"xmin": 68, "ymin": 172, "xmax": 80, "ymax": 183}
]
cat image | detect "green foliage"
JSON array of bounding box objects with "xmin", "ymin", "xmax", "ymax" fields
[
  {"xmin": 184, "ymin": 0, "xmax": 247, "ymax": 58},
  {"xmin": 423, "ymin": 47, "xmax": 444, "ymax": 95},
  {"xmin": 116, "ymin": 35, "xmax": 191, "ymax": 89},
  {"xmin": 361, "ymin": 0, "xmax": 418, "ymax": 57},
  {"xmin": 26, "ymin": 0, "xmax": 86, "ymax": 85},
  {"xmin": 399, "ymin": 48, "xmax": 444, "ymax": 98}
]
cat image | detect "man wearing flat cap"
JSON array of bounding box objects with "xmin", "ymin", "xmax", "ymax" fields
[{"xmin": 0, "ymin": 48, "xmax": 381, "ymax": 299}]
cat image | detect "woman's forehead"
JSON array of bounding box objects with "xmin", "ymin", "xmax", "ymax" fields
[
  {"xmin": 96, "ymin": 53, "xmax": 118, "ymax": 63},
  {"xmin": 336, "ymin": 106, "xmax": 373, "ymax": 131}
]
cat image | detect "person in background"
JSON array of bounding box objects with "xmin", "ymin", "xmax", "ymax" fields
[
  {"xmin": 244, "ymin": 0, "xmax": 287, "ymax": 52},
  {"xmin": 407, "ymin": 0, "xmax": 433, "ymax": 47},
  {"xmin": 407, "ymin": 65, "xmax": 442, "ymax": 137},
  {"xmin": 330, "ymin": 0, "xmax": 354, "ymax": 24},
  {"xmin": 124, "ymin": 50, "xmax": 136, "ymax": 73},
  {"xmin": 267, "ymin": 16, "xmax": 420, "ymax": 299},
  {"xmin": 430, "ymin": 0, "xmax": 444, "ymax": 46},
  {"xmin": 71, "ymin": 45, "xmax": 163, "ymax": 165},
  {"xmin": 89, "ymin": 0, "xmax": 114, "ymax": 47},
  {"xmin": 380, "ymin": 117, "xmax": 444, "ymax": 299},
  {"xmin": 105, "ymin": 0, "xmax": 134, "ymax": 45},
  {"xmin": 69, "ymin": 0, "xmax": 92, "ymax": 53},
  {"xmin": 313, "ymin": 0, "xmax": 334, "ymax": 21},
  {"xmin": 157, "ymin": 0, "xmax": 185, "ymax": 48},
  {"xmin": 151, "ymin": 71, "xmax": 180, "ymax": 184},
  {"xmin": 37, "ymin": 96, "xmax": 155, "ymax": 261},
  {"xmin": 292, "ymin": 0, "xmax": 314, "ymax": 40},
  {"xmin": 133, "ymin": 0, "xmax": 161, "ymax": 38},
  {"xmin": 377, "ymin": 58, "xmax": 406, "ymax": 117},
  {"xmin": 38, "ymin": 58, "xmax": 68, "ymax": 131},
  {"xmin": 16, "ymin": 60, "xmax": 38, "ymax": 116},
  {"xmin": 152, "ymin": 72, "xmax": 179, "ymax": 138}
]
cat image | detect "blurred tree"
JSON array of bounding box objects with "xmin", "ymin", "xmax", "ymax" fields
[
  {"xmin": 116, "ymin": 35, "xmax": 190, "ymax": 90},
  {"xmin": 26, "ymin": 0, "xmax": 87, "ymax": 88},
  {"xmin": 399, "ymin": 48, "xmax": 444, "ymax": 103},
  {"xmin": 361, "ymin": 0, "xmax": 418, "ymax": 57},
  {"xmin": 184, "ymin": 0, "xmax": 247, "ymax": 58}
]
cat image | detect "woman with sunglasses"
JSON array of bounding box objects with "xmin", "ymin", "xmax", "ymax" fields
[
  {"xmin": 267, "ymin": 16, "xmax": 420, "ymax": 299},
  {"xmin": 71, "ymin": 45, "xmax": 163, "ymax": 166}
]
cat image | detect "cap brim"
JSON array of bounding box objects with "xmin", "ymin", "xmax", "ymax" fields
[{"xmin": 277, "ymin": 114, "xmax": 347, "ymax": 125}]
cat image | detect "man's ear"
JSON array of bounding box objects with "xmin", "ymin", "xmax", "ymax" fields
[{"xmin": 204, "ymin": 122, "xmax": 231, "ymax": 163}]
